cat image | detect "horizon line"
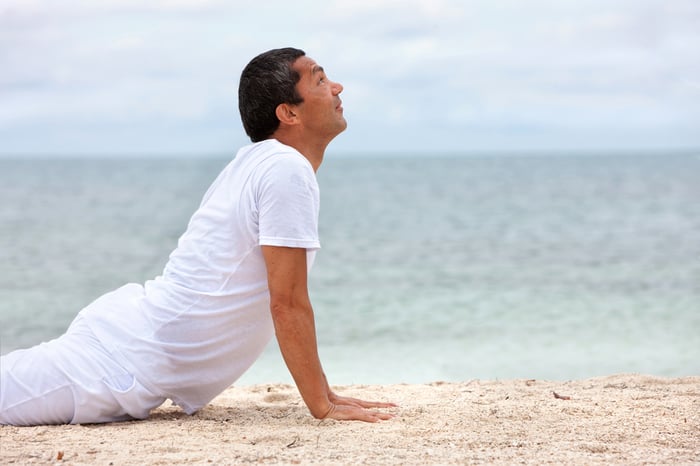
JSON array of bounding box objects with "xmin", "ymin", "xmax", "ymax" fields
[{"xmin": 0, "ymin": 146, "xmax": 699, "ymax": 160}]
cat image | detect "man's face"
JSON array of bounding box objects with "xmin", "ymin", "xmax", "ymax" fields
[{"xmin": 290, "ymin": 56, "xmax": 347, "ymax": 140}]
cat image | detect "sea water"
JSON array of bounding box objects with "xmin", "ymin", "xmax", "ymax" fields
[{"xmin": 1, "ymin": 152, "xmax": 698, "ymax": 385}]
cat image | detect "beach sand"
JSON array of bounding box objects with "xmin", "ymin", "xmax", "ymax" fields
[{"xmin": 1, "ymin": 374, "xmax": 698, "ymax": 465}]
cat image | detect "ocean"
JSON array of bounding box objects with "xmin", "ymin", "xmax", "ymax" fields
[{"xmin": 1, "ymin": 151, "xmax": 698, "ymax": 385}]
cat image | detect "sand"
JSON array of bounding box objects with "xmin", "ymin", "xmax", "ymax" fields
[{"xmin": 1, "ymin": 374, "xmax": 698, "ymax": 465}]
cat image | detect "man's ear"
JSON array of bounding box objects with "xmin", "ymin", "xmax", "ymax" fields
[{"xmin": 275, "ymin": 103, "xmax": 299, "ymax": 126}]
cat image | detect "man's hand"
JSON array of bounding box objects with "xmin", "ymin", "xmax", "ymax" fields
[
  {"xmin": 324, "ymin": 392, "xmax": 398, "ymax": 422},
  {"xmin": 262, "ymin": 245, "xmax": 397, "ymax": 423}
]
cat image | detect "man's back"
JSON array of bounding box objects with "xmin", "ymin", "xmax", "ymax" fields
[{"xmin": 80, "ymin": 139, "xmax": 321, "ymax": 413}]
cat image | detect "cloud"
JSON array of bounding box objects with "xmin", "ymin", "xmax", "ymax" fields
[{"xmin": 1, "ymin": 0, "xmax": 698, "ymax": 155}]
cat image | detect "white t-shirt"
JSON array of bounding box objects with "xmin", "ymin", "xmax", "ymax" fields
[{"xmin": 81, "ymin": 139, "xmax": 320, "ymax": 413}]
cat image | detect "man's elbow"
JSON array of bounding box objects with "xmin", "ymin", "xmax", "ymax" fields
[
  {"xmin": 269, "ymin": 297, "xmax": 306, "ymax": 323},
  {"xmin": 269, "ymin": 299, "xmax": 294, "ymax": 319},
  {"xmin": 269, "ymin": 291, "xmax": 311, "ymax": 317}
]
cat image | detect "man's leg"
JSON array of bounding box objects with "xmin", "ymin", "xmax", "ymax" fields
[
  {"xmin": 0, "ymin": 315, "xmax": 165, "ymax": 426},
  {"xmin": 0, "ymin": 341, "xmax": 77, "ymax": 425}
]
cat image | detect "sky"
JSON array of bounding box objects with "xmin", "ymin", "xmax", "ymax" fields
[{"xmin": 1, "ymin": 0, "xmax": 699, "ymax": 156}]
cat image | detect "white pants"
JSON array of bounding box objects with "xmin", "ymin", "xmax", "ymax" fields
[{"xmin": 0, "ymin": 315, "xmax": 166, "ymax": 426}]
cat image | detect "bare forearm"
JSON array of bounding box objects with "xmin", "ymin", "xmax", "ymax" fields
[
  {"xmin": 262, "ymin": 245, "xmax": 394, "ymax": 422},
  {"xmin": 272, "ymin": 303, "xmax": 331, "ymax": 418}
]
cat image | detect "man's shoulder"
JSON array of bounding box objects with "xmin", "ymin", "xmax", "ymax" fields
[
  {"xmin": 242, "ymin": 139, "xmax": 313, "ymax": 174},
  {"xmin": 236, "ymin": 139, "xmax": 299, "ymax": 161}
]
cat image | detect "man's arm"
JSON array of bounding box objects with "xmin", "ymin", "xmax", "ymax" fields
[{"xmin": 261, "ymin": 245, "xmax": 396, "ymax": 422}]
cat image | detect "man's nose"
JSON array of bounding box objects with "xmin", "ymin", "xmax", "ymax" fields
[{"xmin": 332, "ymin": 81, "xmax": 343, "ymax": 95}]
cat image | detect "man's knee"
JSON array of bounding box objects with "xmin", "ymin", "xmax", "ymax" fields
[{"xmin": 0, "ymin": 350, "xmax": 76, "ymax": 426}]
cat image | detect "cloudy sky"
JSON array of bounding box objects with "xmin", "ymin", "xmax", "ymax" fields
[{"xmin": 1, "ymin": 0, "xmax": 698, "ymax": 156}]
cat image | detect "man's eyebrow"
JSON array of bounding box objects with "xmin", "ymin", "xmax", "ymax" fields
[{"xmin": 312, "ymin": 65, "xmax": 325, "ymax": 74}]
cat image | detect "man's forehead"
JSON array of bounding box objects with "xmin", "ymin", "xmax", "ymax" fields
[{"xmin": 294, "ymin": 56, "xmax": 322, "ymax": 74}]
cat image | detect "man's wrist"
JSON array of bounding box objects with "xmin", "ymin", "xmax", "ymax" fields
[{"xmin": 309, "ymin": 399, "xmax": 334, "ymax": 419}]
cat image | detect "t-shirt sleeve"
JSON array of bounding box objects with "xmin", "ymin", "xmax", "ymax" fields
[{"xmin": 257, "ymin": 155, "xmax": 321, "ymax": 250}]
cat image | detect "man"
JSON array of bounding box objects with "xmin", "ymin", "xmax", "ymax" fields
[{"xmin": 0, "ymin": 48, "xmax": 396, "ymax": 425}]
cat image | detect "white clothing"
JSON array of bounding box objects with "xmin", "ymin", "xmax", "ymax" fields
[
  {"xmin": 0, "ymin": 315, "xmax": 165, "ymax": 425},
  {"xmin": 0, "ymin": 139, "xmax": 320, "ymax": 424}
]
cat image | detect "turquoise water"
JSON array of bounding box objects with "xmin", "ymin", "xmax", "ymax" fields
[{"xmin": 1, "ymin": 152, "xmax": 698, "ymax": 385}]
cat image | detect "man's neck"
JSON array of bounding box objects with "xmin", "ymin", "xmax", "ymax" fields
[{"xmin": 270, "ymin": 132, "xmax": 328, "ymax": 173}]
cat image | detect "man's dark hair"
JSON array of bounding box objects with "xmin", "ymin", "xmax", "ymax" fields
[{"xmin": 238, "ymin": 47, "xmax": 306, "ymax": 142}]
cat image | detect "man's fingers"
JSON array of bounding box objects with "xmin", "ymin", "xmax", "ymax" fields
[
  {"xmin": 356, "ymin": 400, "xmax": 398, "ymax": 409},
  {"xmin": 324, "ymin": 404, "xmax": 396, "ymax": 423},
  {"xmin": 324, "ymin": 393, "xmax": 399, "ymax": 421},
  {"xmin": 371, "ymin": 411, "xmax": 395, "ymax": 421},
  {"xmin": 332, "ymin": 395, "xmax": 398, "ymax": 409}
]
